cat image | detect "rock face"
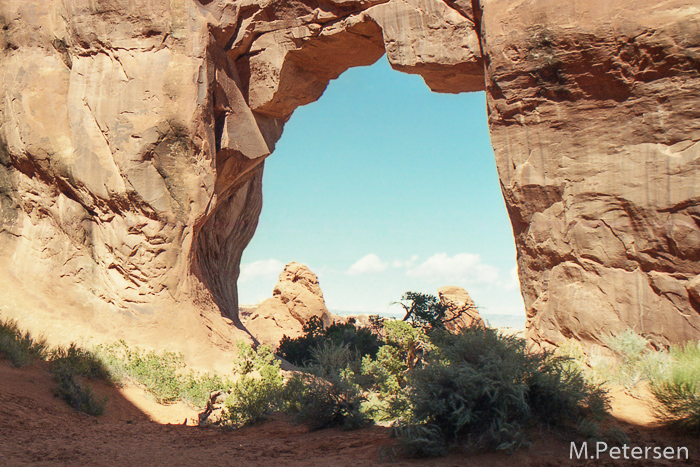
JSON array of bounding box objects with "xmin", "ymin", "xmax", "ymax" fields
[
  {"xmin": 482, "ymin": 0, "xmax": 700, "ymax": 348},
  {"xmin": 437, "ymin": 286, "xmax": 484, "ymax": 331},
  {"xmin": 245, "ymin": 262, "xmax": 332, "ymax": 347},
  {"xmin": 0, "ymin": 0, "xmax": 698, "ymax": 352}
]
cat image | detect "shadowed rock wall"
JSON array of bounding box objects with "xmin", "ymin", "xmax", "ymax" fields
[{"xmin": 0, "ymin": 0, "xmax": 698, "ymax": 349}]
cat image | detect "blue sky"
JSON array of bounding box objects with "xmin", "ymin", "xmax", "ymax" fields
[{"xmin": 238, "ymin": 57, "xmax": 525, "ymax": 327}]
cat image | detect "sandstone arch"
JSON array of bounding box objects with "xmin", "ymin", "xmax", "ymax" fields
[{"xmin": 0, "ymin": 0, "xmax": 699, "ymax": 356}]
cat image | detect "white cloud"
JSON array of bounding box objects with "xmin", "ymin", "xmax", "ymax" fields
[
  {"xmin": 347, "ymin": 254, "xmax": 388, "ymax": 275},
  {"xmin": 392, "ymin": 255, "xmax": 419, "ymax": 269},
  {"xmin": 406, "ymin": 253, "xmax": 500, "ymax": 285},
  {"xmin": 238, "ymin": 259, "xmax": 285, "ymax": 282}
]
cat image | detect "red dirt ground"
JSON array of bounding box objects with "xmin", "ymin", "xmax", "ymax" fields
[{"xmin": 1, "ymin": 361, "xmax": 698, "ymax": 467}]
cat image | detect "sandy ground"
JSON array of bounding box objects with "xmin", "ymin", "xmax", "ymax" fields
[{"xmin": 1, "ymin": 361, "xmax": 698, "ymax": 467}]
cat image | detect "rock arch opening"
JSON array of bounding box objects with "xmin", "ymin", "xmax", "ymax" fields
[
  {"xmin": 236, "ymin": 58, "xmax": 526, "ymax": 329},
  {"xmin": 191, "ymin": 0, "xmax": 700, "ymax": 349},
  {"xmin": 191, "ymin": 0, "xmax": 487, "ymax": 330}
]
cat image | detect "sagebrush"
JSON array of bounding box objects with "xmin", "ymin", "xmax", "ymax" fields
[
  {"xmin": 48, "ymin": 343, "xmax": 111, "ymax": 415},
  {"xmin": 650, "ymin": 341, "xmax": 700, "ymax": 432},
  {"xmin": 394, "ymin": 327, "xmax": 609, "ymax": 456},
  {"xmin": 221, "ymin": 342, "xmax": 284, "ymax": 428},
  {"xmin": 94, "ymin": 340, "xmax": 229, "ymax": 407},
  {"xmin": 0, "ymin": 318, "xmax": 48, "ymax": 367}
]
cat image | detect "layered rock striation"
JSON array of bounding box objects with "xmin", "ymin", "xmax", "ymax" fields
[{"xmin": 0, "ymin": 0, "xmax": 698, "ymax": 350}]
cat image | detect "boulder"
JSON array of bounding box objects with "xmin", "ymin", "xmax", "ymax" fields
[
  {"xmin": 437, "ymin": 286, "xmax": 484, "ymax": 331},
  {"xmin": 245, "ymin": 262, "xmax": 332, "ymax": 347}
]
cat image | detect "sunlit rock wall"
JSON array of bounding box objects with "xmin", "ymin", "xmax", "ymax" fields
[
  {"xmin": 0, "ymin": 0, "xmax": 698, "ymax": 350},
  {"xmin": 482, "ymin": 0, "xmax": 700, "ymax": 348}
]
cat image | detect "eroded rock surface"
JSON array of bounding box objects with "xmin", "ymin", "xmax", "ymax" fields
[
  {"xmin": 244, "ymin": 262, "xmax": 332, "ymax": 347},
  {"xmin": 482, "ymin": 0, "xmax": 700, "ymax": 348},
  {"xmin": 0, "ymin": 0, "xmax": 698, "ymax": 353}
]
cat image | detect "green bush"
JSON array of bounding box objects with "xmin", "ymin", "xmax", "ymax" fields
[
  {"xmin": 394, "ymin": 327, "xmax": 609, "ymax": 457},
  {"xmin": 222, "ymin": 342, "xmax": 284, "ymax": 428},
  {"xmin": 394, "ymin": 292, "xmax": 449, "ymax": 330},
  {"xmin": 0, "ymin": 318, "xmax": 48, "ymax": 367},
  {"xmin": 95, "ymin": 340, "xmax": 229, "ymax": 407},
  {"xmin": 287, "ymin": 342, "xmax": 370, "ymax": 431},
  {"xmin": 650, "ymin": 341, "xmax": 700, "ymax": 432},
  {"xmin": 50, "ymin": 372, "xmax": 108, "ymax": 416},
  {"xmin": 277, "ymin": 316, "xmax": 380, "ymax": 368},
  {"xmin": 558, "ymin": 330, "xmax": 700, "ymax": 434},
  {"xmin": 600, "ymin": 330, "xmax": 659, "ymax": 389},
  {"xmin": 557, "ymin": 330, "xmax": 672, "ymax": 390},
  {"xmin": 48, "ymin": 343, "xmax": 111, "ymax": 416},
  {"xmin": 49, "ymin": 343, "xmax": 111, "ymax": 381},
  {"xmin": 357, "ymin": 320, "xmax": 430, "ymax": 411}
]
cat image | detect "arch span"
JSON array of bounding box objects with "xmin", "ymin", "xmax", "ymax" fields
[{"xmin": 191, "ymin": 0, "xmax": 486, "ymax": 329}]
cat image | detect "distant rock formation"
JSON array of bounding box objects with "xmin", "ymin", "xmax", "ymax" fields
[
  {"xmin": 0, "ymin": 0, "xmax": 699, "ymax": 354},
  {"xmin": 437, "ymin": 286, "xmax": 484, "ymax": 331},
  {"xmin": 244, "ymin": 262, "xmax": 332, "ymax": 347}
]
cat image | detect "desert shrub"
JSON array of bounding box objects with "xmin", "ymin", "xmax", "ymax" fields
[
  {"xmin": 0, "ymin": 320, "xmax": 108, "ymax": 415},
  {"xmin": 95, "ymin": 340, "xmax": 229, "ymax": 407},
  {"xmin": 48, "ymin": 343, "xmax": 111, "ymax": 416},
  {"xmin": 50, "ymin": 371, "xmax": 108, "ymax": 416},
  {"xmin": 49, "ymin": 343, "xmax": 111, "ymax": 381},
  {"xmin": 557, "ymin": 331, "xmax": 673, "ymax": 390},
  {"xmin": 527, "ymin": 355, "xmax": 609, "ymax": 429},
  {"xmin": 556, "ymin": 331, "xmax": 700, "ymax": 433},
  {"xmin": 393, "ymin": 327, "xmax": 609, "ymax": 457},
  {"xmin": 222, "ymin": 342, "xmax": 284, "ymax": 428},
  {"xmin": 96, "ymin": 341, "xmax": 183, "ymax": 403},
  {"xmin": 556, "ymin": 339, "xmax": 595, "ymax": 375},
  {"xmin": 394, "ymin": 292, "xmax": 449, "ymax": 330},
  {"xmin": 600, "ymin": 330, "xmax": 660, "ymax": 388},
  {"xmin": 358, "ymin": 320, "xmax": 430, "ymax": 397},
  {"xmin": 650, "ymin": 341, "xmax": 700, "ymax": 432},
  {"xmin": 287, "ymin": 372, "xmax": 368, "ymax": 431},
  {"xmin": 367, "ymin": 315, "xmax": 387, "ymax": 335},
  {"xmin": 277, "ymin": 316, "xmax": 381, "ymax": 367},
  {"xmin": 287, "ymin": 342, "xmax": 370, "ymax": 431},
  {"xmin": 0, "ymin": 318, "xmax": 48, "ymax": 367},
  {"xmin": 276, "ymin": 319, "xmax": 323, "ymax": 367}
]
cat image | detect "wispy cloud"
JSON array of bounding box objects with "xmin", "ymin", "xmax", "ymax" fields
[
  {"xmin": 239, "ymin": 259, "xmax": 285, "ymax": 282},
  {"xmin": 392, "ymin": 255, "xmax": 419, "ymax": 269},
  {"xmin": 347, "ymin": 254, "xmax": 388, "ymax": 275},
  {"xmin": 405, "ymin": 253, "xmax": 500, "ymax": 285}
]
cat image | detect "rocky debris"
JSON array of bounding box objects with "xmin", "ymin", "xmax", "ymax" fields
[
  {"xmin": 437, "ymin": 286, "xmax": 485, "ymax": 331},
  {"xmin": 245, "ymin": 262, "xmax": 333, "ymax": 347},
  {"xmin": 0, "ymin": 0, "xmax": 699, "ymax": 356},
  {"xmin": 238, "ymin": 305, "xmax": 258, "ymax": 324}
]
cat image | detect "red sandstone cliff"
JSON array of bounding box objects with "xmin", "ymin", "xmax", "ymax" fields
[{"xmin": 0, "ymin": 0, "xmax": 698, "ymax": 354}]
